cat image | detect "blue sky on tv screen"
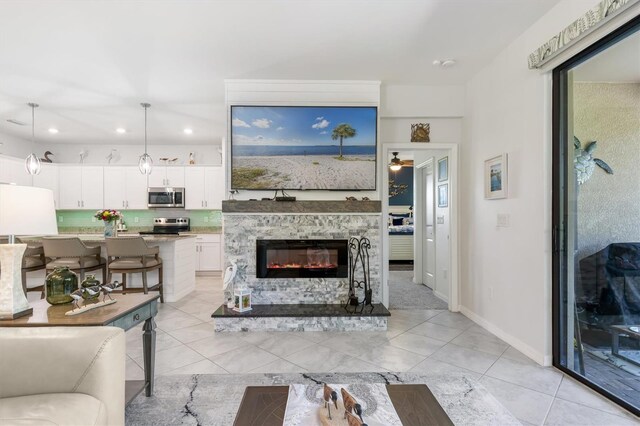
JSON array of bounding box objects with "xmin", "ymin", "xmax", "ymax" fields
[{"xmin": 231, "ymin": 106, "xmax": 377, "ymax": 149}]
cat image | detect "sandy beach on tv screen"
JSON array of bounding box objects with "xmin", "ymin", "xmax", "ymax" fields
[{"xmin": 232, "ymin": 154, "xmax": 376, "ymax": 190}]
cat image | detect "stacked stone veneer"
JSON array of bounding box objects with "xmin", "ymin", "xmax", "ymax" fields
[
  {"xmin": 214, "ymin": 315, "xmax": 387, "ymax": 332},
  {"xmin": 223, "ymin": 213, "xmax": 382, "ymax": 304}
]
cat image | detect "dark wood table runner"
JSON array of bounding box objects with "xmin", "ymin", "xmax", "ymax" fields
[{"xmin": 233, "ymin": 384, "xmax": 453, "ymax": 426}]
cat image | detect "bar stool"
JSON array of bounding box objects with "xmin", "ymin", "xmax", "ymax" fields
[
  {"xmin": 106, "ymin": 237, "xmax": 163, "ymax": 303},
  {"xmin": 42, "ymin": 237, "xmax": 107, "ymax": 284}
]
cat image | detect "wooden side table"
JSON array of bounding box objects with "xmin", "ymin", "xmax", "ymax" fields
[{"xmin": 0, "ymin": 293, "xmax": 159, "ymax": 403}]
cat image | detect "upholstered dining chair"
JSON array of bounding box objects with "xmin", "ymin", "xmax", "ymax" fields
[
  {"xmin": 106, "ymin": 237, "xmax": 164, "ymax": 303},
  {"xmin": 42, "ymin": 237, "xmax": 107, "ymax": 284}
]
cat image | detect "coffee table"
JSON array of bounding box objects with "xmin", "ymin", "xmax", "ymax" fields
[
  {"xmin": 0, "ymin": 293, "xmax": 159, "ymax": 403},
  {"xmin": 233, "ymin": 384, "xmax": 453, "ymax": 426},
  {"xmin": 611, "ymin": 324, "xmax": 640, "ymax": 367}
]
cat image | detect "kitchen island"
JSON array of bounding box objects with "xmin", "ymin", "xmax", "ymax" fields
[{"xmin": 21, "ymin": 234, "xmax": 196, "ymax": 303}]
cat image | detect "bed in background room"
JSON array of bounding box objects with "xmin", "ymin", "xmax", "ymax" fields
[{"xmin": 389, "ymin": 206, "xmax": 414, "ymax": 261}]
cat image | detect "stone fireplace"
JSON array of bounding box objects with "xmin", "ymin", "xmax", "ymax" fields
[
  {"xmin": 215, "ymin": 200, "xmax": 388, "ymax": 332},
  {"xmin": 222, "ymin": 201, "xmax": 382, "ymax": 304}
]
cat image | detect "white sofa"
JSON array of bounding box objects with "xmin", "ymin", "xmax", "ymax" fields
[{"xmin": 0, "ymin": 326, "xmax": 125, "ymax": 426}]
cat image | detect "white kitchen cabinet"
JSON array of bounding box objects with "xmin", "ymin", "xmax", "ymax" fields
[
  {"xmin": 195, "ymin": 234, "xmax": 222, "ymax": 272},
  {"xmin": 148, "ymin": 166, "xmax": 184, "ymax": 187},
  {"xmin": 104, "ymin": 166, "xmax": 148, "ymax": 210},
  {"xmin": 58, "ymin": 166, "xmax": 104, "ymax": 209},
  {"xmin": 0, "ymin": 155, "xmax": 32, "ymax": 186},
  {"xmin": 184, "ymin": 166, "xmax": 224, "ymax": 210},
  {"xmin": 32, "ymin": 163, "xmax": 59, "ymax": 208}
]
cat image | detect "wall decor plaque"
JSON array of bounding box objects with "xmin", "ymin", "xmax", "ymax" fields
[{"xmin": 411, "ymin": 123, "xmax": 430, "ymax": 142}]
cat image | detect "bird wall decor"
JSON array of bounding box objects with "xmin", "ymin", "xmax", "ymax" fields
[
  {"xmin": 574, "ymin": 136, "xmax": 613, "ymax": 185},
  {"xmin": 40, "ymin": 151, "xmax": 54, "ymax": 163}
]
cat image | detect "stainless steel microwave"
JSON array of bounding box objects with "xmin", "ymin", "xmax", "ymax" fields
[{"xmin": 147, "ymin": 187, "xmax": 185, "ymax": 208}]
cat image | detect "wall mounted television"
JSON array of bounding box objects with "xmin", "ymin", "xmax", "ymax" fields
[{"xmin": 230, "ymin": 105, "xmax": 377, "ymax": 191}]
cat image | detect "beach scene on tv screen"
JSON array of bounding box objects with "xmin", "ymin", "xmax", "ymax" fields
[{"xmin": 231, "ymin": 106, "xmax": 377, "ymax": 190}]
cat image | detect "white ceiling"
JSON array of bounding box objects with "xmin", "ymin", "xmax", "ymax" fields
[{"xmin": 0, "ymin": 0, "xmax": 561, "ymax": 145}]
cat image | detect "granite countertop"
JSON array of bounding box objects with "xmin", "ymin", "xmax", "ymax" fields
[{"xmin": 57, "ymin": 226, "xmax": 222, "ymax": 235}]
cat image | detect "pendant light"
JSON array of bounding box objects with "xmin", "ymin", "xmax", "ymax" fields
[
  {"xmin": 25, "ymin": 102, "xmax": 41, "ymax": 175},
  {"xmin": 138, "ymin": 102, "xmax": 153, "ymax": 175},
  {"xmin": 389, "ymin": 152, "xmax": 403, "ymax": 171}
]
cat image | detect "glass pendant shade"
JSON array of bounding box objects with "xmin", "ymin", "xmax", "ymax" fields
[
  {"xmin": 25, "ymin": 102, "xmax": 41, "ymax": 175},
  {"xmin": 139, "ymin": 102, "xmax": 153, "ymax": 175},
  {"xmin": 25, "ymin": 153, "xmax": 41, "ymax": 175},
  {"xmin": 138, "ymin": 153, "xmax": 153, "ymax": 175},
  {"xmin": 389, "ymin": 164, "xmax": 402, "ymax": 171}
]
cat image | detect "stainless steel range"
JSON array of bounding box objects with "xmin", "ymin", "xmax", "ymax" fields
[{"xmin": 138, "ymin": 217, "xmax": 190, "ymax": 235}]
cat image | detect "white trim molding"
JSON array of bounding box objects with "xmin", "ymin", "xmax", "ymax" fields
[{"xmin": 528, "ymin": 0, "xmax": 639, "ymax": 69}]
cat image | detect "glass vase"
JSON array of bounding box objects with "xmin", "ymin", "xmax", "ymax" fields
[
  {"xmin": 45, "ymin": 267, "xmax": 78, "ymax": 305},
  {"xmin": 104, "ymin": 221, "xmax": 117, "ymax": 237}
]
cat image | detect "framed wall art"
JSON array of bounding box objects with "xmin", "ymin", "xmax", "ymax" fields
[
  {"xmin": 438, "ymin": 156, "xmax": 448, "ymax": 182},
  {"xmin": 485, "ymin": 153, "xmax": 508, "ymax": 200},
  {"xmin": 438, "ymin": 183, "xmax": 448, "ymax": 208}
]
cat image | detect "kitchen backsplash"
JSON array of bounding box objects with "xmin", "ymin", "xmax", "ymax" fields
[{"xmin": 56, "ymin": 209, "xmax": 222, "ymax": 229}]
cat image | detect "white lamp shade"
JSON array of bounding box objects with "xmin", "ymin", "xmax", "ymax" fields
[{"xmin": 0, "ymin": 185, "xmax": 58, "ymax": 236}]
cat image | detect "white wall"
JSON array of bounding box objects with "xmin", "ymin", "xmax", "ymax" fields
[
  {"xmin": 0, "ymin": 133, "xmax": 35, "ymax": 158},
  {"xmin": 461, "ymin": 0, "xmax": 595, "ymax": 365}
]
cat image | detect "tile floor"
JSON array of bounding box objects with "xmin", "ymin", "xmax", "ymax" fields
[{"xmin": 123, "ymin": 276, "xmax": 639, "ymax": 425}]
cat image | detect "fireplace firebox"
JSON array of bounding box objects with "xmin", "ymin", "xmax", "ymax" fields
[{"xmin": 256, "ymin": 239, "xmax": 348, "ymax": 278}]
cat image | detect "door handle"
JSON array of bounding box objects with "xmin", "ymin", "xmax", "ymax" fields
[
  {"xmin": 77, "ymin": 200, "xmax": 80, "ymax": 207},
  {"xmin": 82, "ymin": 201, "xmax": 84, "ymax": 207},
  {"xmin": 122, "ymin": 201, "xmax": 125, "ymax": 208}
]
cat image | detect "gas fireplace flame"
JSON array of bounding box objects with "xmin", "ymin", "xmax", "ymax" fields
[{"xmin": 267, "ymin": 262, "xmax": 337, "ymax": 269}]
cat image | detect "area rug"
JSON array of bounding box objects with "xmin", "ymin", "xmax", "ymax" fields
[
  {"xmin": 388, "ymin": 271, "xmax": 448, "ymax": 310},
  {"xmin": 125, "ymin": 372, "xmax": 520, "ymax": 426}
]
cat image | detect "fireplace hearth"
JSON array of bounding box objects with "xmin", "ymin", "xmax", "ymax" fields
[{"xmin": 256, "ymin": 239, "xmax": 348, "ymax": 278}]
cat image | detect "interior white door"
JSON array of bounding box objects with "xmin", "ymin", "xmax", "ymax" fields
[{"xmin": 423, "ymin": 163, "xmax": 436, "ymax": 289}]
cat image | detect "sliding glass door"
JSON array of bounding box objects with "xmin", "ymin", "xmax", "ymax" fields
[{"xmin": 553, "ymin": 16, "xmax": 640, "ymax": 415}]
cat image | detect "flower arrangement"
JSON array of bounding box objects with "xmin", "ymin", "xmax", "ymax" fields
[{"xmin": 94, "ymin": 209, "xmax": 122, "ymax": 223}]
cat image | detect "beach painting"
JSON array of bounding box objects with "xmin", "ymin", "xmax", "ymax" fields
[
  {"xmin": 485, "ymin": 153, "xmax": 508, "ymax": 200},
  {"xmin": 231, "ymin": 106, "xmax": 377, "ymax": 190}
]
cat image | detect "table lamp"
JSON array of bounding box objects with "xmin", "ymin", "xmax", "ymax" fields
[{"xmin": 0, "ymin": 184, "xmax": 58, "ymax": 319}]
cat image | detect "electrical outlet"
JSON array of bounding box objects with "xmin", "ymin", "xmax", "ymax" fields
[
  {"xmin": 134, "ymin": 217, "xmax": 139, "ymax": 223},
  {"xmin": 91, "ymin": 217, "xmax": 96, "ymax": 223},
  {"xmin": 437, "ymin": 216, "xmax": 445, "ymax": 224},
  {"xmin": 497, "ymin": 214, "xmax": 510, "ymax": 227},
  {"xmin": 443, "ymin": 269, "xmax": 448, "ymax": 279},
  {"xmin": 489, "ymin": 287, "xmax": 494, "ymax": 300},
  {"xmin": 58, "ymin": 216, "xmax": 63, "ymax": 223},
  {"xmin": 204, "ymin": 216, "xmax": 209, "ymax": 223}
]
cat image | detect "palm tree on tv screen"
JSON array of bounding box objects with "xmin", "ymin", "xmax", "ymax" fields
[{"xmin": 331, "ymin": 123, "xmax": 357, "ymax": 158}]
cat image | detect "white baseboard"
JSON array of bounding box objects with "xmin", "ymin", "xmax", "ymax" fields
[
  {"xmin": 434, "ymin": 290, "xmax": 449, "ymax": 303},
  {"xmin": 459, "ymin": 305, "xmax": 549, "ymax": 366}
]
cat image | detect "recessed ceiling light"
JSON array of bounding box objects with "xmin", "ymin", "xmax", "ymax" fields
[
  {"xmin": 48, "ymin": 128, "xmax": 59, "ymax": 134},
  {"xmin": 183, "ymin": 128, "xmax": 193, "ymax": 135},
  {"xmin": 116, "ymin": 128, "xmax": 126, "ymax": 134}
]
